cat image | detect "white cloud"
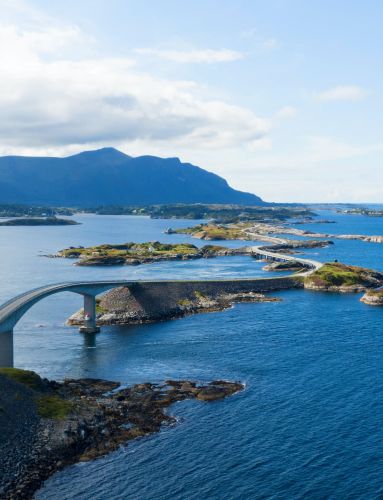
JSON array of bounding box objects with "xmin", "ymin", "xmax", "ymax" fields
[
  {"xmin": 134, "ymin": 47, "xmax": 244, "ymax": 64},
  {"xmin": 275, "ymin": 106, "xmax": 297, "ymax": 119},
  {"xmin": 315, "ymin": 85, "xmax": 368, "ymax": 102},
  {"xmin": 0, "ymin": 22, "xmax": 269, "ymax": 155}
]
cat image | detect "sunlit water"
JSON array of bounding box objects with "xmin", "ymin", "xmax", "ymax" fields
[{"xmin": 0, "ymin": 211, "xmax": 382, "ymax": 499}]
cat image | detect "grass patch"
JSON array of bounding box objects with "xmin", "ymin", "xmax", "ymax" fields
[
  {"xmin": 36, "ymin": 395, "xmax": 74, "ymax": 419},
  {"xmin": 0, "ymin": 368, "xmax": 45, "ymax": 390},
  {"xmin": 173, "ymin": 223, "xmax": 247, "ymax": 240},
  {"xmin": 364, "ymin": 289, "xmax": 383, "ymax": 297},
  {"xmin": 178, "ymin": 299, "xmax": 192, "ymax": 307},
  {"xmin": 59, "ymin": 241, "xmax": 200, "ymax": 260},
  {"xmin": 305, "ymin": 262, "xmax": 380, "ymax": 287}
]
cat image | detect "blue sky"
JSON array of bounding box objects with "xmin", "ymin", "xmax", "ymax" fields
[{"xmin": 1, "ymin": 0, "xmax": 382, "ymax": 202}]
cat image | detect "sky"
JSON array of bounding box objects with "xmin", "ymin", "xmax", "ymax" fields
[{"xmin": 0, "ymin": 0, "xmax": 382, "ymax": 202}]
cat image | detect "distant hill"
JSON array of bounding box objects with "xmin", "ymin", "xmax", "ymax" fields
[{"xmin": 0, "ymin": 147, "xmax": 266, "ymax": 206}]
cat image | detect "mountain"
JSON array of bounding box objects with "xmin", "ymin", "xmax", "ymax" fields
[{"xmin": 0, "ymin": 147, "xmax": 266, "ymax": 206}]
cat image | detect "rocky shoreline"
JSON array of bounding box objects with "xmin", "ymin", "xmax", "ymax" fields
[
  {"xmin": 170, "ymin": 221, "xmax": 383, "ymax": 245},
  {"xmin": 49, "ymin": 242, "xmax": 256, "ymax": 266},
  {"xmin": 303, "ymin": 263, "xmax": 383, "ymax": 293},
  {"xmin": 68, "ymin": 289, "xmax": 281, "ymax": 327},
  {"xmin": 360, "ymin": 289, "xmax": 383, "ymax": 305},
  {"xmin": 0, "ymin": 370, "xmax": 244, "ymax": 499}
]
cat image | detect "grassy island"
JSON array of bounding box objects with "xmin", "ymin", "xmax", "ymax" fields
[
  {"xmin": 56, "ymin": 241, "xmax": 242, "ymax": 266},
  {"xmin": 169, "ymin": 223, "xmax": 251, "ymax": 240},
  {"xmin": 0, "ymin": 216, "xmax": 78, "ymax": 226},
  {"xmin": 304, "ymin": 262, "xmax": 383, "ymax": 291}
]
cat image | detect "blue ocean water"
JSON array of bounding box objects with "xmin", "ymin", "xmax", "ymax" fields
[{"xmin": 0, "ymin": 211, "xmax": 382, "ymax": 499}]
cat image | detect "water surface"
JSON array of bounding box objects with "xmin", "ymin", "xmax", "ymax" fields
[{"xmin": 0, "ymin": 211, "xmax": 382, "ymax": 499}]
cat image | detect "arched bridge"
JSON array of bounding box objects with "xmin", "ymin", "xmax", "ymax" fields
[
  {"xmin": 0, "ymin": 280, "xmax": 138, "ymax": 367},
  {"xmin": 0, "ymin": 249, "xmax": 323, "ymax": 368}
]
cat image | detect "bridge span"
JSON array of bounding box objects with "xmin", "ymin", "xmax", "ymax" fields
[
  {"xmin": 0, "ymin": 280, "xmax": 139, "ymax": 367},
  {"xmin": 0, "ymin": 248, "xmax": 323, "ymax": 367}
]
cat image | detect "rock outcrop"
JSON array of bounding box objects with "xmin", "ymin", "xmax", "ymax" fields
[
  {"xmin": 68, "ymin": 286, "xmax": 282, "ymax": 326},
  {"xmin": 0, "ymin": 369, "xmax": 244, "ymax": 499},
  {"xmin": 360, "ymin": 289, "xmax": 383, "ymax": 305}
]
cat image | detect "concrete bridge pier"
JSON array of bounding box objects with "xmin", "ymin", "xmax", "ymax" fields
[
  {"xmin": 79, "ymin": 294, "xmax": 100, "ymax": 334},
  {"xmin": 0, "ymin": 330, "xmax": 13, "ymax": 367}
]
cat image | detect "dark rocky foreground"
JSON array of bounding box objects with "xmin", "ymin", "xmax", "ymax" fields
[{"xmin": 0, "ymin": 370, "xmax": 243, "ymax": 499}]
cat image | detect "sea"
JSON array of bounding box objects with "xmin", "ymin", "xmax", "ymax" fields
[{"xmin": 0, "ymin": 209, "xmax": 382, "ymax": 499}]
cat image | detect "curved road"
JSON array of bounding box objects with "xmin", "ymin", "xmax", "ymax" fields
[
  {"xmin": 0, "ymin": 250, "xmax": 323, "ymax": 366},
  {"xmin": 0, "ymin": 248, "xmax": 322, "ymax": 333},
  {"xmin": 249, "ymin": 246, "xmax": 323, "ymax": 275}
]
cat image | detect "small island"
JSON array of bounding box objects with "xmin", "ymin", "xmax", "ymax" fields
[
  {"xmin": 53, "ymin": 241, "xmax": 255, "ymax": 266},
  {"xmin": 167, "ymin": 221, "xmax": 383, "ymax": 245},
  {"xmin": 303, "ymin": 262, "xmax": 383, "ymax": 292},
  {"xmin": 0, "ymin": 216, "xmax": 79, "ymax": 226},
  {"xmin": 337, "ymin": 207, "xmax": 383, "ymax": 217},
  {"xmin": 0, "ymin": 368, "xmax": 243, "ymax": 499}
]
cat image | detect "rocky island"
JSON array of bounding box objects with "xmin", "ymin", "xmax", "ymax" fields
[
  {"xmin": 168, "ymin": 221, "xmax": 383, "ymax": 245},
  {"xmin": 0, "ymin": 216, "xmax": 79, "ymax": 226},
  {"xmin": 303, "ymin": 263, "xmax": 383, "ymax": 292},
  {"xmin": 0, "ymin": 368, "xmax": 243, "ymax": 499},
  {"xmin": 53, "ymin": 241, "xmax": 256, "ymax": 266},
  {"xmin": 68, "ymin": 286, "xmax": 282, "ymax": 327}
]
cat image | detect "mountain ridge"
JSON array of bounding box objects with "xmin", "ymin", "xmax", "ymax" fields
[{"xmin": 0, "ymin": 147, "xmax": 266, "ymax": 206}]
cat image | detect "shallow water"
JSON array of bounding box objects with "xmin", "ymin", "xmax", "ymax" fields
[{"xmin": 0, "ymin": 210, "xmax": 382, "ymax": 499}]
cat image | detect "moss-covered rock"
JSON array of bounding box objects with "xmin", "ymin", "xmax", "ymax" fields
[
  {"xmin": 0, "ymin": 368, "xmax": 46, "ymax": 391},
  {"xmin": 36, "ymin": 395, "xmax": 74, "ymax": 419}
]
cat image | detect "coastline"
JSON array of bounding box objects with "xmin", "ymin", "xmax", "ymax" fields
[{"xmin": 0, "ymin": 372, "xmax": 244, "ymax": 499}]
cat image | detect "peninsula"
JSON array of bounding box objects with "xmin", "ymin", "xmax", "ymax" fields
[{"xmin": 0, "ymin": 368, "xmax": 243, "ymax": 499}]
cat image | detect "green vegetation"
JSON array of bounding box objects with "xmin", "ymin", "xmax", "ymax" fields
[
  {"xmin": 363, "ymin": 289, "xmax": 383, "ymax": 297},
  {"xmin": 177, "ymin": 299, "xmax": 192, "ymax": 307},
  {"xmin": 58, "ymin": 241, "xmax": 231, "ymax": 266},
  {"xmin": 0, "ymin": 368, "xmax": 74, "ymax": 419},
  {"xmin": 0, "ymin": 216, "xmax": 78, "ymax": 226},
  {"xmin": 85, "ymin": 203, "xmax": 313, "ymax": 222},
  {"xmin": 304, "ymin": 263, "xmax": 383, "ymax": 288},
  {"xmin": 0, "ymin": 368, "xmax": 45, "ymax": 390},
  {"xmin": 172, "ymin": 223, "xmax": 249, "ymax": 240},
  {"xmin": 36, "ymin": 395, "xmax": 74, "ymax": 419},
  {"xmin": 338, "ymin": 207, "xmax": 383, "ymax": 217},
  {"xmin": 60, "ymin": 241, "xmax": 200, "ymax": 258},
  {"xmin": 0, "ymin": 204, "xmax": 74, "ymax": 218},
  {"xmin": 96, "ymin": 299, "xmax": 107, "ymax": 314}
]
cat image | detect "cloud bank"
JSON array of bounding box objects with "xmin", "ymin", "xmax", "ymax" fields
[{"xmin": 0, "ymin": 21, "xmax": 268, "ymax": 156}]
